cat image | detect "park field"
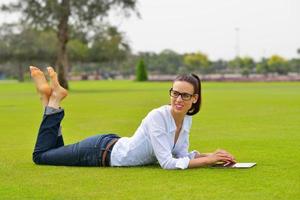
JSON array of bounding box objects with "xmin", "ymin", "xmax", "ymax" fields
[{"xmin": 0, "ymin": 80, "xmax": 299, "ymax": 200}]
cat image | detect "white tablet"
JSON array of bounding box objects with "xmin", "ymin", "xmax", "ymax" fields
[
  {"xmin": 212, "ymin": 162, "xmax": 256, "ymax": 168},
  {"xmin": 230, "ymin": 163, "xmax": 256, "ymax": 168}
]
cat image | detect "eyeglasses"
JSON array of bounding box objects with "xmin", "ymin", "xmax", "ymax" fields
[{"xmin": 169, "ymin": 88, "xmax": 194, "ymax": 101}]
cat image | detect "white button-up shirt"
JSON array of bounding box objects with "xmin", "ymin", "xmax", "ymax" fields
[{"xmin": 110, "ymin": 105, "xmax": 198, "ymax": 169}]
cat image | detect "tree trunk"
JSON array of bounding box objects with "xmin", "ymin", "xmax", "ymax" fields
[
  {"xmin": 17, "ymin": 63, "xmax": 24, "ymax": 82},
  {"xmin": 55, "ymin": 0, "xmax": 70, "ymax": 89}
]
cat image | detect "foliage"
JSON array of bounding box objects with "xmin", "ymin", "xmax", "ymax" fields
[
  {"xmin": 267, "ymin": 55, "xmax": 289, "ymax": 75},
  {"xmin": 1, "ymin": 0, "xmax": 138, "ymax": 88},
  {"xmin": 1, "ymin": 0, "xmax": 138, "ymax": 31},
  {"xmin": 0, "ymin": 24, "xmax": 298, "ymax": 78},
  {"xmin": 183, "ymin": 51, "xmax": 210, "ymax": 73},
  {"xmin": 289, "ymin": 59, "xmax": 300, "ymax": 73},
  {"xmin": 256, "ymin": 58, "xmax": 269, "ymax": 75},
  {"xmin": 135, "ymin": 59, "xmax": 148, "ymax": 81},
  {"xmin": 88, "ymin": 26, "xmax": 130, "ymax": 63},
  {"xmin": 139, "ymin": 49, "xmax": 183, "ymax": 74},
  {"xmin": 0, "ymin": 26, "xmax": 57, "ymax": 62},
  {"xmin": 0, "ymin": 24, "xmax": 131, "ymax": 80},
  {"xmin": 210, "ymin": 59, "xmax": 228, "ymax": 73},
  {"xmin": 229, "ymin": 56, "xmax": 255, "ymax": 76},
  {"xmin": 67, "ymin": 39, "xmax": 89, "ymax": 62},
  {"xmin": 0, "ymin": 26, "xmax": 57, "ymax": 81}
]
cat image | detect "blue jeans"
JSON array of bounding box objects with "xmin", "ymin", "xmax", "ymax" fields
[{"xmin": 32, "ymin": 110, "xmax": 120, "ymax": 166}]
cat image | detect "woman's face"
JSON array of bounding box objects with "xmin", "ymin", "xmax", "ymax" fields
[{"xmin": 170, "ymin": 81, "xmax": 198, "ymax": 115}]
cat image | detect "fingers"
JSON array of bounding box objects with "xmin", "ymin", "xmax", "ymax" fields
[
  {"xmin": 214, "ymin": 149, "xmax": 235, "ymax": 161},
  {"xmin": 214, "ymin": 153, "xmax": 235, "ymax": 163},
  {"xmin": 215, "ymin": 152, "xmax": 234, "ymax": 160}
]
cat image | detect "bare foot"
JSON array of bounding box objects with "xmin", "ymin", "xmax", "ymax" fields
[
  {"xmin": 47, "ymin": 66, "xmax": 68, "ymax": 109},
  {"xmin": 29, "ymin": 66, "xmax": 52, "ymax": 107}
]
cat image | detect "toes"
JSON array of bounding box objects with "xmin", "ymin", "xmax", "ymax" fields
[
  {"xmin": 47, "ymin": 67, "xmax": 58, "ymax": 81},
  {"xmin": 30, "ymin": 66, "xmax": 42, "ymax": 77},
  {"xmin": 47, "ymin": 67, "xmax": 57, "ymax": 78},
  {"xmin": 47, "ymin": 66, "xmax": 54, "ymax": 73},
  {"xmin": 29, "ymin": 66, "xmax": 39, "ymax": 71}
]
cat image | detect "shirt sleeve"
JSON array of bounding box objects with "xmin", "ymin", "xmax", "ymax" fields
[
  {"xmin": 176, "ymin": 135, "xmax": 200, "ymax": 160},
  {"xmin": 147, "ymin": 112, "xmax": 191, "ymax": 170}
]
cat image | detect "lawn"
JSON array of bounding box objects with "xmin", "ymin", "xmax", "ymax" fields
[{"xmin": 0, "ymin": 80, "xmax": 299, "ymax": 200}]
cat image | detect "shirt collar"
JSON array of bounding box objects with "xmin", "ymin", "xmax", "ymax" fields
[{"xmin": 167, "ymin": 105, "xmax": 191, "ymax": 133}]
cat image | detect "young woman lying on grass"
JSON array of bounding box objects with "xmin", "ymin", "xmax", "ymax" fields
[{"xmin": 30, "ymin": 66, "xmax": 235, "ymax": 170}]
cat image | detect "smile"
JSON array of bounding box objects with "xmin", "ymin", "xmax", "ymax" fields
[{"xmin": 175, "ymin": 104, "xmax": 184, "ymax": 109}]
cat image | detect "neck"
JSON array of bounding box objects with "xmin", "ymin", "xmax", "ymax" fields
[{"xmin": 171, "ymin": 109, "xmax": 185, "ymax": 127}]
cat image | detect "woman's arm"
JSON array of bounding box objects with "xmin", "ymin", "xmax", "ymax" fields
[
  {"xmin": 188, "ymin": 149, "xmax": 235, "ymax": 168},
  {"xmin": 194, "ymin": 152, "xmax": 212, "ymax": 158}
]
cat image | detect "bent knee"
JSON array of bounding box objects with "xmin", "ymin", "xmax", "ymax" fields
[{"xmin": 32, "ymin": 153, "xmax": 42, "ymax": 165}]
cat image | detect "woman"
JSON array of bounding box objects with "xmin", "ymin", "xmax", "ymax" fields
[{"xmin": 30, "ymin": 66, "xmax": 235, "ymax": 170}]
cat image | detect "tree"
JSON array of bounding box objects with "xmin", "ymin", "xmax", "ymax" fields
[
  {"xmin": 135, "ymin": 59, "xmax": 148, "ymax": 81},
  {"xmin": 241, "ymin": 57, "xmax": 255, "ymax": 76},
  {"xmin": 256, "ymin": 58, "xmax": 269, "ymax": 75},
  {"xmin": 138, "ymin": 49, "xmax": 183, "ymax": 74},
  {"xmin": 228, "ymin": 57, "xmax": 241, "ymax": 72},
  {"xmin": 289, "ymin": 58, "xmax": 300, "ymax": 73},
  {"xmin": 267, "ymin": 55, "xmax": 289, "ymax": 75},
  {"xmin": 294, "ymin": 48, "xmax": 300, "ymax": 73},
  {"xmin": 67, "ymin": 39, "xmax": 88, "ymax": 63},
  {"xmin": 210, "ymin": 59, "xmax": 228, "ymax": 74},
  {"xmin": 0, "ymin": 25, "xmax": 57, "ymax": 81},
  {"xmin": 86, "ymin": 26, "xmax": 131, "ymax": 78},
  {"xmin": 241, "ymin": 57, "xmax": 254, "ymax": 76},
  {"xmin": 183, "ymin": 52, "xmax": 210, "ymax": 74},
  {"xmin": 229, "ymin": 56, "xmax": 255, "ymax": 76},
  {"xmin": 89, "ymin": 26, "xmax": 130, "ymax": 63},
  {"xmin": 156, "ymin": 49, "xmax": 183, "ymax": 74},
  {"xmin": 1, "ymin": 0, "xmax": 138, "ymax": 89}
]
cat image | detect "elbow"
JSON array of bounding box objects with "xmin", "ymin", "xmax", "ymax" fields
[
  {"xmin": 161, "ymin": 165, "xmax": 173, "ymax": 170},
  {"xmin": 160, "ymin": 160, "xmax": 182, "ymax": 170},
  {"xmin": 160, "ymin": 157, "xmax": 190, "ymax": 170},
  {"xmin": 160, "ymin": 160, "xmax": 174, "ymax": 170},
  {"xmin": 161, "ymin": 165, "xmax": 176, "ymax": 170}
]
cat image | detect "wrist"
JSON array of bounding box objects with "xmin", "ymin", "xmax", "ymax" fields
[
  {"xmin": 199, "ymin": 153, "xmax": 212, "ymax": 157},
  {"xmin": 204, "ymin": 156, "xmax": 214, "ymax": 165}
]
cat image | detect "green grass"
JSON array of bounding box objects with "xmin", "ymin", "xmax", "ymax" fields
[{"xmin": 0, "ymin": 80, "xmax": 299, "ymax": 200}]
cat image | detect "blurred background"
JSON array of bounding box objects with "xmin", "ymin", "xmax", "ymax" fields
[{"xmin": 0, "ymin": 0, "xmax": 299, "ymax": 88}]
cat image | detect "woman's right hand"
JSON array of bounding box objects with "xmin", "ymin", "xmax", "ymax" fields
[
  {"xmin": 206, "ymin": 149, "xmax": 235, "ymax": 165},
  {"xmin": 188, "ymin": 149, "xmax": 236, "ymax": 168}
]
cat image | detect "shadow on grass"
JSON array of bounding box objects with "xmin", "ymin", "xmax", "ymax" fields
[{"xmin": 32, "ymin": 163, "xmax": 162, "ymax": 170}]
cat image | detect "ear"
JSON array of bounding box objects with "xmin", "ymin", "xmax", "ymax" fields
[{"xmin": 193, "ymin": 94, "xmax": 199, "ymax": 103}]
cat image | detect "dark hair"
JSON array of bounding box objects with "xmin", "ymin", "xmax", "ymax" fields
[{"xmin": 173, "ymin": 74, "xmax": 202, "ymax": 116}]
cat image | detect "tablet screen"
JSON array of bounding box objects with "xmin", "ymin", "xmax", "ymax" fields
[{"xmin": 232, "ymin": 163, "xmax": 256, "ymax": 168}]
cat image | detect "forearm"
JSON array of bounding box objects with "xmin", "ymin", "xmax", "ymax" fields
[
  {"xmin": 189, "ymin": 150, "xmax": 235, "ymax": 168},
  {"xmin": 188, "ymin": 157, "xmax": 212, "ymax": 168},
  {"xmin": 194, "ymin": 152, "xmax": 212, "ymax": 158}
]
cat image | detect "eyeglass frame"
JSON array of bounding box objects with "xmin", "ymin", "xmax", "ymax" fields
[{"xmin": 169, "ymin": 88, "xmax": 195, "ymax": 101}]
